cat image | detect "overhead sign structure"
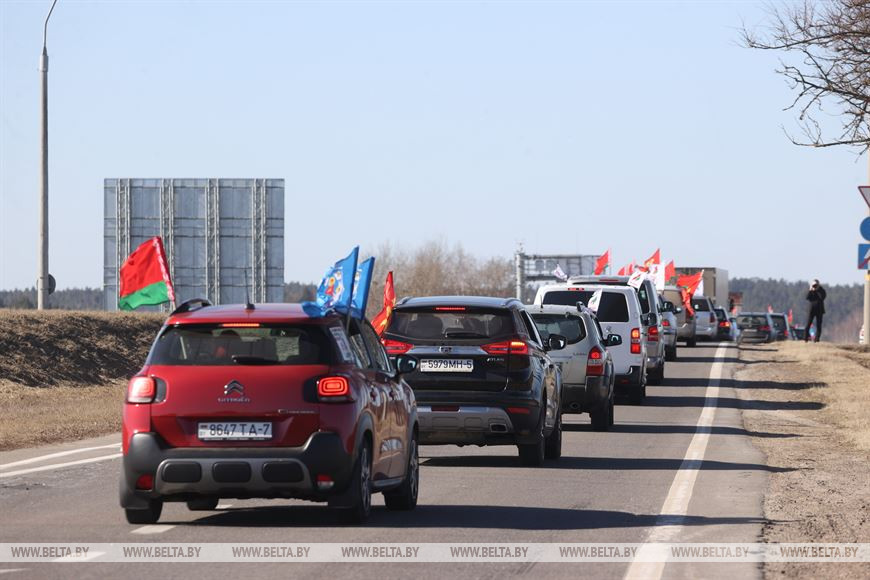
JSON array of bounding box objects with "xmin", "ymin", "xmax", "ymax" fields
[
  {"xmin": 860, "ymin": 186, "xmax": 870, "ymax": 210},
  {"xmin": 860, "ymin": 244, "xmax": 870, "ymax": 269}
]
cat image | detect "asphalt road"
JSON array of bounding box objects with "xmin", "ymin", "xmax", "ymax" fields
[{"xmin": 0, "ymin": 342, "xmax": 770, "ymax": 579}]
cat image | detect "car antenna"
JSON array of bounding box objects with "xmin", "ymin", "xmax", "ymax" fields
[{"xmin": 244, "ymin": 269, "xmax": 255, "ymax": 310}]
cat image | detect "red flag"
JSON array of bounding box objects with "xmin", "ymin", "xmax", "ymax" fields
[
  {"xmin": 627, "ymin": 261, "xmax": 635, "ymax": 275},
  {"xmin": 594, "ymin": 250, "xmax": 610, "ymax": 275},
  {"xmin": 767, "ymin": 304, "xmax": 774, "ymax": 314},
  {"xmin": 788, "ymin": 309, "xmax": 793, "ymax": 324},
  {"xmin": 617, "ymin": 265, "xmax": 626, "ymax": 276},
  {"xmin": 664, "ymin": 260, "xmax": 675, "ymax": 282},
  {"xmin": 643, "ymin": 249, "xmax": 660, "ymax": 270},
  {"xmin": 371, "ymin": 272, "xmax": 396, "ymax": 336},
  {"xmin": 676, "ymin": 271, "xmax": 704, "ymax": 316},
  {"xmin": 119, "ymin": 236, "xmax": 175, "ymax": 311}
]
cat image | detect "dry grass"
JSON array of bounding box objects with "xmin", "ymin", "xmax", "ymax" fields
[{"xmin": 0, "ymin": 309, "xmax": 163, "ymax": 450}]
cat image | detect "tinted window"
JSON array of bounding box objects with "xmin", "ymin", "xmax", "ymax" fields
[
  {"xmin": 149, "ymin": 324, "xmax": 332, "ymax": 366},
  {"xmin": 770, "ymin": 315, "xmax": 786, "ymax": 330},
  {"xmin": 530, "ymin": 314, "xmax": 587, "ymax": 345},
  {"xmin": 520, "ymin": 311, "xmax": 543, "ymax": 346},
  {"xmin": 388, "ymin": 307, "xmax": 515, "ymax": 341},
  {"xmin": 662, "ymin": 289, "xmax": 683, "ymax": 306},
  {"xmin": 360, "ymin": 322, "xmax": 392, "ymax": 372},
  {"xmin": 714, "ymin": 308, "xmax": 728, "ymax": 321},
  {"xmin": 636, "ymin": 284, "xmax": 651, "ymax": 314},
  {"xmin": 737, "ymin": 315, "xmax": 768, "ymax": 327},
  {"xmin": 542, "ymin": 291, "xmax": 629, "ymax": 323},
  {"xmin": 348, "ymin": 321, "xmax": 372, "ymax": 368},
  {"xmin": 691, "ymin": 297, "xmax": 711, "ymax": 312}
]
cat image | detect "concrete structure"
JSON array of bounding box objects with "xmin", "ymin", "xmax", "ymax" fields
[{"xmin": 103, "ymin": 178, "xmax": 284, "ymax": 310}]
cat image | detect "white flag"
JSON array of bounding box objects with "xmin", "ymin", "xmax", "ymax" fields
[
  {"xmin": 586, "ymin": 290, "xmax": 602, "ymax": 313},
  {"xmin": 627, "ymin": 270, "xmax": 646, "ymax": 290},
  {"xmin": 552, "ymin": 264, "xmax": 568, "ymax": 281}
]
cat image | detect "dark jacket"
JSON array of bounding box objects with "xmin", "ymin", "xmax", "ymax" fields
[{"xmin": 806, "ymin": 286, "xmax": 826, "ymax": 314}]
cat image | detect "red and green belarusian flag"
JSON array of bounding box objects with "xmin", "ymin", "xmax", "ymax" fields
[{"xmin": 119, "ymin": 237, "xmax": 175, "ymax": 311}]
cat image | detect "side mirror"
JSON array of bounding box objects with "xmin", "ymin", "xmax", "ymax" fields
[
  {"xmin": 675, "ymin": 307, "xmax": 683, "ymax": 314},
  {"xmin": 661, "ymin": 301, "xmax": 674, "ymax": 313},
  {"xmin": 606, "ymin": 334, "xmax": 622, "ymax": 347},
  {"xmin": 647, "ymin": 313, "xmax": 659, "ymax": 326},
  {"xmin": 547, "ymin": 334, "xmax": 567, "ymax": 351},
  {"xmin": 640, "ymin": 313, "xmax": 651, "ymax": 326},
  {"xmin": 395, "ymin": 355, "xmax": 418, "ymax": 375}
]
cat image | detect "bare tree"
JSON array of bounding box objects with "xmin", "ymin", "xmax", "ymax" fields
[{"xmin": 743, "ymin": 0, "xmax": 870, "ymax": 151}]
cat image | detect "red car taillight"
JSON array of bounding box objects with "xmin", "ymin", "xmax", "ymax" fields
[
  {"xmin": 719, "ymin": 321, "xmax": 730, "ymax": 328},
  {"xmin": 127, "ymin": 376, "xmax": 156, "ymax": 404},
  {"xmin": 586, "ymin": 346, "xmax": 605, "ymax": 376},
  {"xmin": 482, "ymin": 339, "xmax": 529, "ymax": 356},
  {"xmin": 759, "ymin": 325, "xmax": 771, "ymax": 332},
  {"xmin": 318, "ymin": 376, "xmax": 350, "ymax": 398},
  {"xmin": 662, "ymin": 319, "xmax": 670, "ymax": 327},
  {"xmin": 630, "ymin": 328, "xmax": 641, "ymax": 354},
  {"xmin": 382, "ymin": 339, "xmax": 412, "ymax": 355},
  {"xmin": 648, "ymin": 326, "xmax": 659, "ymax": 342}
]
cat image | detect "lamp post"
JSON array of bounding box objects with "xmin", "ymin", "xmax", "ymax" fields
[{"xmin": 37, "ymin": 0, "xmax": 58, "ymax": 310}]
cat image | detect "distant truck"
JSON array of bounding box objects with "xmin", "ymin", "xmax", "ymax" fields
[{"xmin": 675, "ymin": 267, "xmax": 730, "ymax": 309}]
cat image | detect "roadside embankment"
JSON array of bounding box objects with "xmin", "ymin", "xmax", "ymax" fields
[
  {"xmin": 0, "ymin": 310, "xmax": 163, "ymax": 450},
  {"xmin": 735, "ymin": 341, "xmax": 870, "ymax": 579}
]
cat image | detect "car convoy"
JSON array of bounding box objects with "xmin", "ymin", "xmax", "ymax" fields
[{"xmin": 120, "ymin": 273, "xmax": 770, "ymax": 525}]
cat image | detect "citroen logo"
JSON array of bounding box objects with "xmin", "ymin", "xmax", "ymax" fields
[
  {"xmin": 439, "ymin": 346, "xmax": 452, "ymax": 353},
  {"xmin": 218, "ymin": 380, "xmax": 250, "ymax": 403}
]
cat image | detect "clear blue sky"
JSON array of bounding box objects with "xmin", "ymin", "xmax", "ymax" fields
[{"xmin": 1, "ymin": 0, "xmax": 866, "ymax": 290}]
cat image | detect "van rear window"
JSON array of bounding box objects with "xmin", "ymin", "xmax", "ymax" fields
[
  {"xmin": 530, "ymin": 314, "xmax": 586, "ymax": 345},
  {"xmin": 148, "ymin": 324, "xmax": 332, "ymax": 366},
  {"xmin": 691, "ymin": 298, "xmax": 711, "ymax": 312},
  {"xmin": 541, "ymin": 291, "xmax": 629, "ymax": 323}
]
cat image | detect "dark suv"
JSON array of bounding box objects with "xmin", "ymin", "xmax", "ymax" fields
[
  {"xmin": 120, "ymin": 300, "xmax": 419, "ymax": 525},
  {"xmin": 382, "ymin": 296, "xmax": 565, "ymax": 466}
]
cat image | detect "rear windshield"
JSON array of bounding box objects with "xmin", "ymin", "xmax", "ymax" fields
[
  {"xmin": 530, "ymin": 314, "xmax": 587, "ymax": 345},
  {"xmin": 691, "ymin": 297, "xmax": 711, "ymax": 312},
  {"xmin": 662, "ymin": 289, "xmax": 683, "ymax": 306},
  {"xmin": 636, "ymin": 284, "xmax": 652, "ymax": 314},
  {"xmin": 714, "ymin": 308, "xmax": 728, "ymax": 321},
  {"xmin": 770, "ymin": 315, "xmax": 786, "ymax": 329},
  {"xmin": 388, "ymin": 308, "xmax": 515, "ymax": 341},
  {"xmin": 148, "ymin": 324, "xmax": 333, "ymax": 366},
  {"xmin": 542, "ymin": 290, "xmax": 629, "ymax": 323},
  {"xmin": 737, "ymin": 316, "xmax": 767, "ymax": 327}
]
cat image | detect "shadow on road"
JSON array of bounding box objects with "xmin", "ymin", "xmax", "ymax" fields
[
  {"xmin": 173, "ymin": 505, "xmax": 768, "ymax": 530},
  {"xmin": 421, "ymin": 454, "xmax": 796, "ymax": 473},
  {"xmin": 600, "ymin": 423, "xmax": 799, "ymax": 439},
  {"xmin": 661, "ymin": 377, "xmax": 824, "ymax": 392},
  {"xmin": 643, "ymin": 395, "xmax": 824, "ymax": 411}
]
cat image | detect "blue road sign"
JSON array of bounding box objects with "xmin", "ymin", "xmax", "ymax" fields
[
  {"xmin": 860, "ymin": 244, "xmax": 870, "ymax": 269},
  {"xmin": 861, "ymin": 217, "xmax": 870, "ymax": 241}
]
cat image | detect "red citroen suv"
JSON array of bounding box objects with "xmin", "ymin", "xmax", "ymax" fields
[{"xmin": 120, "ymin": 299, "xmax": 419, "ymax": 524}]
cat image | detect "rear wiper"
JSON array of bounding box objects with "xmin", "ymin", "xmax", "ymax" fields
[
  {"xmin": 232, "ymin": 355, "xmax": 278, "ymax": 365},
  {"xmin": 443, "ymin": 331, "xmax": 488, "ymax": 338}
]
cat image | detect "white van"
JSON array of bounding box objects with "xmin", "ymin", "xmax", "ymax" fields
[{"xmin": 534, "ymin": 284, "xmax": 648, "ymax": 404}]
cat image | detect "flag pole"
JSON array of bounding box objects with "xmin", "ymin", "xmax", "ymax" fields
[{"xmin": 345, "ymin": 254, "xmax": 358, "ymax": 333}]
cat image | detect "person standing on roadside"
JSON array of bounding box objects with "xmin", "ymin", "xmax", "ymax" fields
[{"xmin": 805, "ymin": 279, "xmax": 826, "ymax": 342}]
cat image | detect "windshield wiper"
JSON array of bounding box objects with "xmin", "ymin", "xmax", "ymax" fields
[
  {"xmin": 232, "ymin": 355, "xmax": 278, "ymax": 365},
  {"xmin": 443, "ymin": 331, "xmax": 488, "ymax": 338}
]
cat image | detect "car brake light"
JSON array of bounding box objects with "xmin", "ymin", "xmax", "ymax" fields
[
  {"xmin": 135, "ymin": 474, "xmax": 154, "ymax": 490},
  {"xmin": 630, "ymin": 327, "xmax": 641, "ymax": 353},
  {"xmin": 382, "ymin": 339, "xmax": 412, "ymax": 355},
  {"xmin": 662, "ymin": 319, "xmax": 670, "ymax": 327},
  {"xmin": 719, "ymin": 321, "xmax": 730, "ymax": 328},
  {"xmin": 759, "ymin": 325, "xmax": 771, "ymax": 332},
  {"xmin": 318, "ymin": 376, "xmax": 349, "ymax": 397},
  {"xmin": 648, "ymin": 326, "xmax": 659, "ymax": 342},
  {"xmin": 482, "ymin": 339, "xmax": 529, "ymax": 356},
  {"xmin": 220, "ymin": 322, "xmax": 261, "ymax": 328},
  {"xmin": 434, "ymin": 306, "xmax": 466, "ymax": 311},
  {"xmin": 127, "ymin": 376, "xmax": 156, "ymax": 404},
  {"xmin": 315, "ymin": 474, "xmax": 334, "ymax": 490},
  {"xmin": 586, "ymin": 346, "xmax": 604, "ymax": 376},
  {"xmin": 630, "ymin": 328, "xmax": 641, "ymax": 340},
  {"xmin": 631, "ymin": 343, "xmax": 642, "ymax": 354}
]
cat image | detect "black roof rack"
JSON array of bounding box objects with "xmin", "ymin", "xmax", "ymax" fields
[{"xmin": 171, "ymin": 298, "xmax": 212, "ymax": 315}]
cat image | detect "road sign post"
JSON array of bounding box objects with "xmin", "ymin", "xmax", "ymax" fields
[{"xmin": 862, "ymin": 180, "xmax": 870, "ymax": 344}]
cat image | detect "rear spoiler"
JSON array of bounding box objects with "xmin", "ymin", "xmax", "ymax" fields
[{"xmin": 171, "ymin": 298, "xmax": 212, "ymax": 315}]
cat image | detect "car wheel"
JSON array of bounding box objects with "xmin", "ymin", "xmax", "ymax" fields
[
  {"xmin": 608, "ymin": 397, "xmax": 615, "ymax": 426},
  {"xmin": 341, "ymin": 440, "xmax": 372, "ymax": 524},
  {"xmin": 590, "ymin": 401, "xmax": 610, "ymax": 432},
  {"xmin": 384, "ymin": 435, "xmax": 419, "ymax": 511},
  {"xmin": 666, "ymin": 345, "xmax": 677, "ymax": 361},
  {"xmin": 630, "ymin": 380, "xmax": 646, "ymax": 405},
  {"xmin": 544, "ymin": 411, "xmax": 562, "ymax": 460},
  {"xmin": 687, "ymin": 337, "xmax": 697, "ymax": 347},
  {"xmin": 647, "ymin": 363, "xmax": 664, "ymax": 386},
  {"xmin": 186, "ymin": 497, "xmax": 219, "ymax": 511},
  {"xmin": 125, "ymin": 500, "xmax": 163, "ymax": 524},
  {"xmin": 518, "ymin": 404, "xmax": 546, "ymax": 467}
]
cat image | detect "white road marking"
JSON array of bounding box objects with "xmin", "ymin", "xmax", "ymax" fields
[
  {"xmin": 0, "ymin": 453, "xmax": 122, "ymax": 479},
  {"xmin": 131, "ymin": 525, "xmax": 176, "ymax": 535},
  {"xmin": 52, "ymin": 551, "xmax": 105, "ymax": 562},
  {"xmin": 216, "ymin": 503, "xmax": 233, "ymax": 509},
  {"xmin": 624, "ymin": 343, "xmax": 727, "ymax": 580},
  {"xmin": 0, "ymin": 570, "xmax": 28, "ymax": 575},
  {"xmin": 0, "ymin": 443, "xmax": 120, "ymax": 470}
]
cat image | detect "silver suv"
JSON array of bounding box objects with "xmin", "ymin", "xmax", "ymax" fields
[{"xmin": 662, "ymin": 285, "xmax": 696, "ymax": 347}]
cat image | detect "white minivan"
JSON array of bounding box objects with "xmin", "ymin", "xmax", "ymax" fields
[{"xmin": 535, "ymin": 284, "xmax": 648, "ymax": 404}]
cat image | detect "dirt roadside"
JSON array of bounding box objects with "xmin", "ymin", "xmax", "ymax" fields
[
  {"xmin": 735, "ymin": 341, "xmax": 870, "ymax": 579},
  {"xmin": 0, "ymin": 310, "xmax": 162, "ymax": 450}
]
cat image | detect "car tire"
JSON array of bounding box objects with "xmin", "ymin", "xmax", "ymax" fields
[
  {"xmin": 665, "ymin": 345, "xmax": 677, "ymax": 361},
  {"xmin": 687, "ymin": 337, "xmax": 697, "ymax": 347},
  {"xmin": 647, "ymin": 363, "xmax": 664, "ymax": 386},
  {"xmin": 608, "ymin": 397, "xmax": 615, "ymax": 426},
  {"xmin": 186, "ymin": 497, "xmax": 219, "ymax": 511},
  {"xmin": 590, "ymin": 400, "xmax": 611, "ymax": 432},
  {"xmin": 340, "ymin": 440, "xmax": 372, "ymax": 524},
  {"xmin": 384, "ymin": 435, "xmax": 419, "ymax": 511},
  {"xmin": 518, "ymin": 405, "xmax": 546, "ymax": 467},
  {"xmin": 544, "ymin": 411, "xmax": 562, "ymax": 460},
  {"xmin": 125, "ymin": 500, "xmax": 163, "ymax": 524},
  {"xmin": 629, "ymin": 381, "xmax": 646, "ymax": 405}
]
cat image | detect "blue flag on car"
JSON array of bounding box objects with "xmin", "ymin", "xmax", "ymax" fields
[
  {"xmin": 350, "ymin": 257, "xmax": 375, "ymax": 319},
  {"xmin": 302, "ymin": 247, "xmax": 359, "ymax": 317}
]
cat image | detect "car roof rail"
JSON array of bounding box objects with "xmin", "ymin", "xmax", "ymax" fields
[
  {"xmin": 171, "ymin": 298, "xmax": 212, "ymax": 315},
  {"xmin": 397, "ymin": 296, "xmax": 413, "ymax": 306}
]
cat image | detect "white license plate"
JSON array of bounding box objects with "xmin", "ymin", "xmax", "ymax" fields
[
  {"xmin": 419, "ymin": 359, "xmax": 474, "ymax": 372},
  {"xmin": 197, "ymin": 422, "xmax": 272, "ymax": 440}
]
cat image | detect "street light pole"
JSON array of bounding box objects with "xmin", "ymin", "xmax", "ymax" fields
[{"xmin": 37, "ymin": 0, "xmax": 58, "ymax": 310}]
